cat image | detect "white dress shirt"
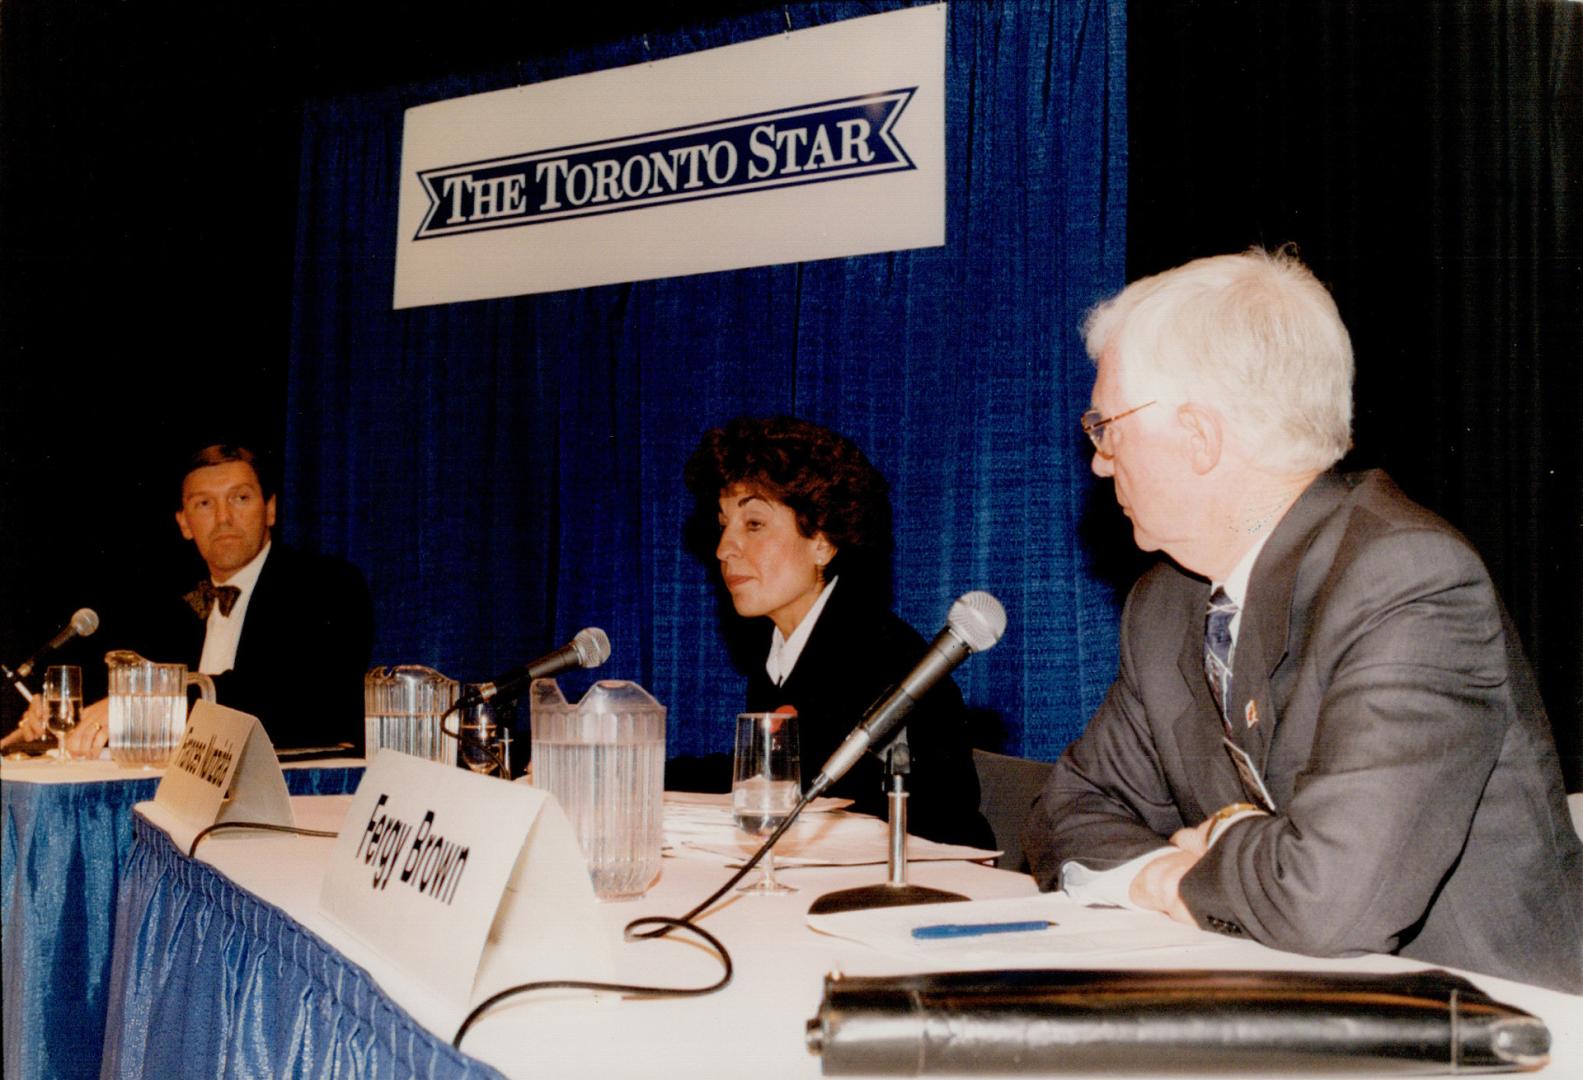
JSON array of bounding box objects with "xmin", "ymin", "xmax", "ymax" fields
[
  {"xmin": 197, "ymin": 541, "xmax": 271, "ymax": 676},
  {"xmin": 764, "ymin": 577, "xmax": 838, "ymax": 686}
]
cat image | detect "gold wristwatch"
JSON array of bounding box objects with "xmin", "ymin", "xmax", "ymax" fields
[{"xmin": 1206, "ymin": 801, "xmax": 1266, "ymax": 846}]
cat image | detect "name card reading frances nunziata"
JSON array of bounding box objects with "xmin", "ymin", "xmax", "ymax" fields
[
  {"xmin": 320, "ymin": 750, "xmax": 599, "ymax": 1008},
  {"xmin": 152, "ymin": 701, "xmax": 293, "ymax": 851}
]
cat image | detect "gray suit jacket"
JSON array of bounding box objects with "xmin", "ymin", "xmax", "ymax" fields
[{"xmin": 1024, "ymin": 470, "xmax": 1583, "ymax": 993}]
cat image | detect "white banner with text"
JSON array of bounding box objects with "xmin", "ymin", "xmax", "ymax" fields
[{"xmin": 393, "ymin": 3, "xmax": 946, "ymax": 307}]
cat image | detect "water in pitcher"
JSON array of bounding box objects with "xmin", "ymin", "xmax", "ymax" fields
[
  {"xmin": 532, "ymin": 737, "xmax": 664, "ymax": 900},
  {"xmin": 109, "ymin": 693, "xmax": 188, "ymax": 765},
  {"xmin": 363, "ymin": 665, "xmax": 458, "ymax": 764}
]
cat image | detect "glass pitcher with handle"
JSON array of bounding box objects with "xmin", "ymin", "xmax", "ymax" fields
[
  {"xmin": 105, "ymin": 650, "xmax": 216, "ymax": 766},
  {"xmin": 363, "ymin": 664, "xmax": 459, "ymax": 765},
  {"xmin": 529, "ymin": 678, "xmax": 666, "ymax": 900}
]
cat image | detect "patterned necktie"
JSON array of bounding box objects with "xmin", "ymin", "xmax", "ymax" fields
[
  {"xmin": 1203, "ymin": 586, "xmax": 1237, "ymax": 729},
  {"xmin": 184, "ymin": 580, "xmax": 242, "ymax": 619}
]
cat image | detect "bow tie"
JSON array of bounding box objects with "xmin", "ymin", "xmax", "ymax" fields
[{"xmin": 185, "ymin": 580, "xmax": 242, "ymax": 619}]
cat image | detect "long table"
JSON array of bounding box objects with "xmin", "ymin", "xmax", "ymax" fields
[
  {"xmin": 0, "ymin": 757, "xmax": 365, "ymax": 1080},
  {"xmin": 104, "ymin": 794, "xmax": 1582, "ymax": 1078}
]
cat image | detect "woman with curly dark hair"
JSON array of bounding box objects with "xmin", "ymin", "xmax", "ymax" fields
[{"xmin": 679, "ymin": 417, "xmax": 992, "ymax": 849}]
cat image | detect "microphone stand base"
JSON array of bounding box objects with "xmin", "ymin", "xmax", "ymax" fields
[{"xmin": 806, "ymin": 882, "xmax": 968, "ymax": 916}]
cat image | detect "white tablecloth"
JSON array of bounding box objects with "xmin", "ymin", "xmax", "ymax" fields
[{"xmin": 142, "ymin": 794, "xmax": 1581, "ymax": 1078}]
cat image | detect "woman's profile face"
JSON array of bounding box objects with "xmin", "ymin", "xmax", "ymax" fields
[{"xmin": 716, "ymin": 484, "xmax": 833, "ymax": 636}]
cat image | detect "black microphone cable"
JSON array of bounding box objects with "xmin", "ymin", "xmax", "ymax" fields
[
  {"xmin": 450, "ymin": 786, "xmax": 827, "ymax": 1047},
  {"xmin": 450, "ymin": 915, "xmax": 733, "ymax": 1049},
  {"xmin": 176, "ymin": 811, "xmax": 737, "ymax": 1049},
  {"xmin": 181, "ymin": 721, "xmax": 817, "ymax": 1049},
  {"xmin": 237, "ymin": 596, "xmax": 998, "ymax": 1048},
  {"xmin": 179, "ymin": 687, "xmax": 758, "ymax": 1052},
  {"xmin": 187, "ymin": 820, "xmax": 340, "ymax": 858},
  {"xmin": 398, "ymin": 611, "xmax": 1000, "ymax": 1049},
  {"xmin": 180, "ymin": 818, "xmax": 734, "ymax": 1053},
  {"xmin": 634, "ymin": 789, "xmax": 819, "ymax": 937}
]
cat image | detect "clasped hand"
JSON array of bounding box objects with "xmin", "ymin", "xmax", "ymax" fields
[
  {"xmin": 6, "ymin": 696, "xmax": 110, "ymax": 756},
  {"xmin": 1127, "ymin": 817, "xmax": 1214, "ymax": 925}
]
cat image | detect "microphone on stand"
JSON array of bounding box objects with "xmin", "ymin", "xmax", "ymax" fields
[
  {"xmin": 648, "ymin": 594, "xmax": 1005, "ymax": 942},
  {"xmin": 3, "ymin": 608, "xmax": 99, "ymax": 703},
  {"xmin": 467, "ymin": 627, "xmax": 611, "ymax": 705},
  {"xmin": 807, "ymin": 591, "xmax": 1006, "ymax": 799},
  {"xmin": 806, "ymin": 591, "xmax": 1006, "ymax": 916}
]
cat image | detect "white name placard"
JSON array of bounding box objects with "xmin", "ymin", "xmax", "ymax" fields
[
  {"xmin": 153, "ymin": 701, "xmax": 293, "ymax": 852},
  {"xmin": 393, "ymin": 3, "xmax": 946, "ymax": 307},
  {"xmin": 320, "ymin": 750, "xmax": 607, "ymax": 1007}
]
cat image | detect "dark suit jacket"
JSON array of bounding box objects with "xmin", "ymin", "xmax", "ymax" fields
[
  {"xmin": 743, "ymin": 582, "xmax": 994, "ymax": 850},
  {"xmin": 145, "ymin": 543, "xmax": 373, "ymax": 753},
  {"xmin": 1024, "ymin": 470, "xmax": 1583, "ymax": 992}
]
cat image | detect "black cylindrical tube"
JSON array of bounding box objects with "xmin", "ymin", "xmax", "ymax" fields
[{"xmin": 805, "ymin": 969, "xmax": 1550, "ymax": 1075}]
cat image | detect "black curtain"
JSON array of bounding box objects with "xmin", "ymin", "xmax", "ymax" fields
[{"xmin": 1128, "ymin": 0, "xmax": 1582, "ymax": 785}]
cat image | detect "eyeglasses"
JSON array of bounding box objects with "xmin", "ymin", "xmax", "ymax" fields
[{"xmin": 1080, "ymin": 400, "xmax": 1156, "ymax": 456}]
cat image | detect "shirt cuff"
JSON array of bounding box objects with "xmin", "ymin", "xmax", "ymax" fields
[{"xmin": 1059, "ymin": 847, "xmax": 1177, "ymax": 911}]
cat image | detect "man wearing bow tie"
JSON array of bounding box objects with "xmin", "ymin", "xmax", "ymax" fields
[{"xmin": 43, "ymin": 444, "xmax": 372, "ymax": 755}]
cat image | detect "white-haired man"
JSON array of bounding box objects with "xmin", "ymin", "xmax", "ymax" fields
[{"xmin": 1024, "ymin": 248, "xmax": 1582, "ymax": 993}]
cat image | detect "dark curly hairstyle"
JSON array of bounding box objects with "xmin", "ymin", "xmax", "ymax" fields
[{"xmin": 684, "ymin": 417, "xmax": 894, "ymax": 594}]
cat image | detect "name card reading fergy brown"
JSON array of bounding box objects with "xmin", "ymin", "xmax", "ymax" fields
[
  {"xmin": 355, "ymin": 793, "xmax": 470, "ymax": 904},
  {"xmin": 320, "ymin": 750, "xmax": 578, "ymax": 1007}
]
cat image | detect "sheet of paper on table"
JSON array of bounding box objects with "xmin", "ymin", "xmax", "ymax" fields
[
  {"xmin": 662, "ymin": 790, "xmax": 1001, "ymax": 866},
  {"xmin": 806, "ymin": 893, "xmax": 1220, "ymax": 964}
]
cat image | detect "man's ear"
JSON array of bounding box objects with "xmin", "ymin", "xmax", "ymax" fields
[
  {"xmin": 1177, "ymin": 403, "xmax": 1224, "ymax": 475},
  {"xmin": 175, "ymin": 509, "xmax": 194, "ymax": 541},
  {"xmin": 265, "ymin": 495, "xmax": 277, "ymax": 529}
]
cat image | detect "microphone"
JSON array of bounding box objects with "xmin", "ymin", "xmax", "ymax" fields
[
  {"xmin": 807, "ymin": 591, "xmax": 1006, "ymax": 798},
  {"xmin": 15, "ymin": 608, "xmax": 100, "ymax": 678},
  {"xmin": 4, "ymin": 609, "xmax": 100, "ymax": 702},
  {"xmin": 470, "ymin": 627, "xmax": 611, "ymax": 703}
]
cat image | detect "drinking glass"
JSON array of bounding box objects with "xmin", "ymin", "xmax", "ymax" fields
[
  {"xmin": 732, "ymin": 712, "xmax": 801, "ymax": 894},
  {"xmin": 43, "ymin": 665, "xmax": 83, "ymax": 761},
  {"xmin": 456, "ymin": 693, "xmax": 500, "ymax": 776}
]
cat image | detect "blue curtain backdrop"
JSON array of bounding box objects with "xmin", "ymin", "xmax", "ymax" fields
[{"xmin": 283, "ymin": 0, "xmax": 1127, "ymax": 763}]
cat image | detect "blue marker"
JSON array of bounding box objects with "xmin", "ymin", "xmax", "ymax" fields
[{"xmin": 910, "ymin": 919, "xmax": 1055, "ymax": 940}]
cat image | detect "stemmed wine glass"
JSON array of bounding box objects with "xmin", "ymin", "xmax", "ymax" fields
[
  {"xmin": 43, "ymin": 665, "xmax": 83, "ymax": 761},
  {"xmin": 456, "ymin": 693, "xmax": 500, "ymax": 776},
  {"xmin": 732, "ymin": 711, "xmax": 801, "ymax": 894}
]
